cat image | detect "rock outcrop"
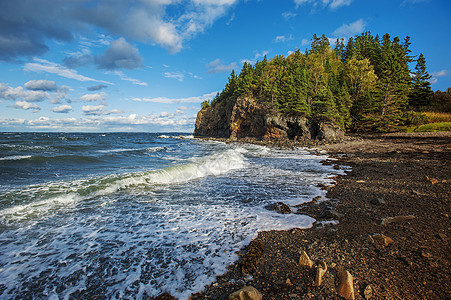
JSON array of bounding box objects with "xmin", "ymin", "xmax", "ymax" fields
[{"xmin": 194, "ymin": 96, "xmax": 344, "ymax": 142}]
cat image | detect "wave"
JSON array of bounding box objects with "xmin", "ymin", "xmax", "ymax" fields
[
  {"xmin": 0, "ymin": 154, "xmax": 102, "ymax": 164},
  {"xmin": 0, "ymin": 155, "xmax": 33, "ymax": 161},
  {"xmin": 158, "ymin": 134, "xmax": 194, "ymax": 139},
  {"xmin": 0, "ymin": 148, "xmax": 247, "ymax": 223},
  {"xmin": 97, "ymin": 146, "xmax": 167, "ymax": 154}
]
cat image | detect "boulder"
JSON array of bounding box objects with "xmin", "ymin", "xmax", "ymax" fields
[
  {"xmin": 228, "ymin": 286, "xmax": 262, "ymax": 300},
  {"xmin": 299, "ymin": 251, "xmax": 313, "ymax": 268},
  {"xmin": 364, "ymin": 284, "xmax": 373, "ymax": 299},
  {"xmin": 337, "ymin": 270, "xmax": 355, "ymax": 300},
  {"xmin": 315, "ymin": 260, "xmax": 327, "ymax": 286}
]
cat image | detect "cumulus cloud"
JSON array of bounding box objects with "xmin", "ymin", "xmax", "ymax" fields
[
  {"xmin": 82, "ymin": 105, "xmax": 106, "ymax": 115},
  {"xmin": 24, "ymin": 80, "xmax": 58, "ymax": 91},
  {"xmin": 79, "ymin": 92, "xmax": 107, "ymax": 102},
  {"xmin": 0, "ymin": 83, "xmax": 50, "ymax": 102},
  {"xmin": 206, "ymin": 59, "xmax": 237, "ymax": 74},
  {"xmin": 332, "ymin": 19, "xmax": 366, "ymax": 38},
  {"xmin": 14, "ymin": 101, "xmax": 41, "ymax": 111},
  {"xmin": 52, "ymin": 104, "xmax": 72, "ymax": 113},
  {"xmin": 63, "ymin": 49, "xmax": 94, "ymax": 69},
  {"xmin": 0, "ymin": 0, "xmax": 238, "ymax": 60},
  {"xmin": 24, "ymin": 58, "xmax": 112, "ymax": 84},
  {"xmin": 95, "ymin": 37, "xmax": 144, "ymax": 70},
  {"xmin": 133, "ymin": 91, "xmax": 218, "ymax": 104}
]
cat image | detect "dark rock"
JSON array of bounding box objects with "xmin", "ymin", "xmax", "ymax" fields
[
  {"xmin": 266, "ymin": 202, "xmax": 291, "ymax": 214},
  {"xmin": 239, "ymin": 240, "xmax": 264, "ymax": 275},
  {"xmin": 370, "ymin": 198, "xmax": 386, "ymax": 205},
  {"xmin": 319, "ymin": 206, "xmax": 344, "ymax": 219}
]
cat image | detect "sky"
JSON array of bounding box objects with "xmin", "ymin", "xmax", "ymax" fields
[{"xmin": 0, "ymin": 0, "xmax": 450, "ymax": 132}]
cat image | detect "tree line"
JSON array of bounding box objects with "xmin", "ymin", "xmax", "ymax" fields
[{"xmin": 203, "ymin": 32, "xmax": 448, "ymax": 132}]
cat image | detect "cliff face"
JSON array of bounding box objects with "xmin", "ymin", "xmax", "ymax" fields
[{"xmin": 194, "ymin": 96, "xmax": 344, "ymax": 141}]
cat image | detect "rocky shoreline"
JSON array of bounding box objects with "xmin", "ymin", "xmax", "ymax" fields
[{"xmin": 183, "ymin": 132, "xmax": 450, "ymax": 300}]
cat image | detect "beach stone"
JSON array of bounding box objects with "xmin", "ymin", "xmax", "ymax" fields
[
  {"xmin": 372, "ymin": 234, "xmax": 394, "ymax": 247},
  {"xmin": 337, "ymin": 270, "xmax": 355, "ymax": 300},
  {"xmin": 228, "ymin": 286, "xmax": 262, "ymax": 300},
  {"xmin": 319, "ymin": 206, "xmax": 344, "ymax": 219},
  {"xmin": 299, "ymin": 251, "xmax": 313, "ymax": 268},
  {"xmin": 381, "ymin": 215, "xmax": 415, "ymax": 225},
  {"xmin": 370, "ymin": 198, "xmax": 386, "ymax": 205},
  {"xmin": 315, "ymin": 260, "xmax": 327, "ymax": 286},
  {"xmin": 364, "ymin": 284, "xmax": 373, "ymax": 299}
]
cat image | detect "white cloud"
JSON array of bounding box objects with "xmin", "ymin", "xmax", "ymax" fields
[
  {"xmin": 332, "ymin": 19, "xmax": 366, "ymax": 38},
  {"xmin": 241, "ymin": 51, "xmax": 269, "ymax": 64},
  {"xmin": 52, "ymin": 105, "xmax": 73, "ymax": 113},
  {"xmin": 0, "ymin": 83, "xmax": 50, "ymax": 102},
  {"xmin": 294, "ymin": 0, "xmax": 353, "ymax": 10},
  {"xmin": 164, "ymin": 72, "xmax": 185, "ymax": 81},
  {"xmin": 206, "ymin": 59, "xmax": 238, "ymax": 74},
  {"xmin": 431, "ymin": 69, "xmax": 448, "ymax": 84},
  {"xmin": 24, "ymin": 80, "xmax": 58, "ymax": 91},
  {"xmin": 274, "ymin": 34, "xmax": 293, "ymax": 43},
  {"xmin": 282, "ymin": 11, "xmax": 297, "ymax": 20},
  {"xmin": 24, "ymin": 58, "xmax": 112, "ymax": 84},
  {"xmin": 82, "ymin": 105, "xmax": 106, "ymax": 115},
  {"xmin": 132, "ymin": 91, "xmax": 218, "ymax": 104},
  {"xmin": 14, "ymin": 101, "xmax": 41, "ymax": 111},
  {"xmin": 79, "ymin": 92, "xmax": 107, "ymax": 102},
  {"xmin": 110, "ymin": 71, "xmax": 148, "ymax": 86}
]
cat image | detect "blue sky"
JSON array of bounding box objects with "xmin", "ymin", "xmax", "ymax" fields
[{"xmin": 0, "ymin": 0, "xmax": 450, "ymax": 132}]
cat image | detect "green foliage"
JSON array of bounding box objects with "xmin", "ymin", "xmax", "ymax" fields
[
  {"xmin": 414, "ymin": 122, "xmax": 451, "ymax": 132},
  {"xmin": 209, "ymin": 31, "xmax": 437, "ymax": 132},
  {"xmin": 201, "ymin": 100, "xmax": 210, "ymax": 109}
]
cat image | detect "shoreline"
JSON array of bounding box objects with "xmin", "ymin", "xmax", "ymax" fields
[{"xmin": 188, "ymin": 132, "xmax": 450, "ymax": 299}]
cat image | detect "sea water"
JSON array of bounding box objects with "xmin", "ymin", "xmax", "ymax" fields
[{"xmin": 0, "ymin": 132, "xmax": 345, "ymax": 299}]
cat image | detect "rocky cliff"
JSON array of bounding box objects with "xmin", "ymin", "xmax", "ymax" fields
[{"xmin": 194, "ymin": 96, "xmax": 344, "ymax": 142}]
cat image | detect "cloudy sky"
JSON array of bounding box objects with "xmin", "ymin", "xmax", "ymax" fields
[{"xmin": 0, "ymin": 0, "xmax": 450, "ymax": 132}]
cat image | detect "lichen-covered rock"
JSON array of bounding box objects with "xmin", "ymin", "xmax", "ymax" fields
[{"xmin": 228, "ymin": 286, "xmax": 262, "ymax": 300}]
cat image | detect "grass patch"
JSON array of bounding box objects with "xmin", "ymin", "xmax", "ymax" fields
[
  {"xmin": 423, "ymin": 112, "xmax": 451, "ymax": 123},
  {"xmin": 413, "ymin": 122, "xmax": 451, "ymax": 132}
]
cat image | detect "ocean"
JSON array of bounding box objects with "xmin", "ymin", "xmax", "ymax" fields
[{"xmin": 0, "ymin": 132, "xmax": 345, "ymax": 299}]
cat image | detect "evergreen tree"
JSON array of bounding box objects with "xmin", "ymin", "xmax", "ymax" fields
[{"xmin": 409, "ymin": 53, "xmax": 433, "ymax": 109}]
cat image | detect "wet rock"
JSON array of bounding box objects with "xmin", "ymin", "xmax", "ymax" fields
[
  {"xmin": 154, "ymin": 292, "xmax": 176, "ymax": 300},
  {"xmin": 319, "ymin": 206, "xmax": 344, "ymax": 219},
  {"xmin": 228, "ymin": 286, "xmax": 262, "ymax": 300},
  {"xmin": 315, "ymin": 260, "xmax": 327, "ymax": 286},
  {"xmin": 337, "ymin": 270, "xmax": 355, "ymax": 300},
  {"xmin": 372, "ymin": 234, "xmax": 394, "ymax": 247},
  {"xmin": 270, "ymin": 202, "xmax": 291, "ymax": 214},
  {"xmin": 240, "ymin": 240, "xmax": 264, "ymax": 274},
  {"xmin": 364, "ymin": 284, "xmax": 373, "ymax": 299},
  {"xmin": 299, "ymin": 251, "xmax": 313, "ymax": 268},
  {"xmin": 381, "ymin": 215, "xmax": 415, "ymax": 225},
  {"xmin": 370, "ymin": 198, "xmax": 386, "ymax": 205}
]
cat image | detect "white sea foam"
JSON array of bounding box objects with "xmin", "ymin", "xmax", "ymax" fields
[
  {"xmin": 0, "ymin": 141, "xmax": 348, "ymax": 300},
  {"xmin": 0, "ymin": 155, "xmax": 32, "ymax": 161}
]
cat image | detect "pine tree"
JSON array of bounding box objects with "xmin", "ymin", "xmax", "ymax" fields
[{"xmin": 409, "ymin": 53, "xmax": 433, "ymax": 109}]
